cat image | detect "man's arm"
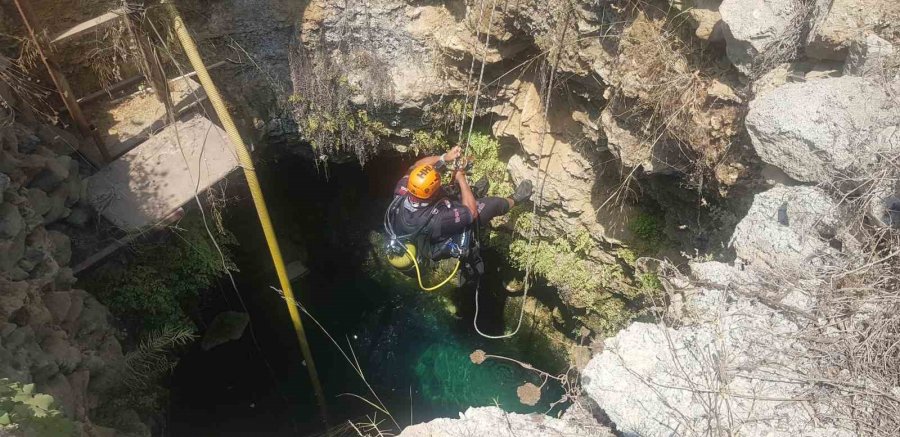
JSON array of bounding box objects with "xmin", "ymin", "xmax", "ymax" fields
[
  {"xmin": 455, "ymin": 169, "xmax": 478, "ymax": 218},
  {"xmin": 409, "ymin": 146, "xmax": 462, "ymax": 170}
]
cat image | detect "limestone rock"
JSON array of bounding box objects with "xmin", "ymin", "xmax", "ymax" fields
[
  {"xmin": 496, "ymin": 79, "xmax": 636, "ymax": 244},
  {"xmin": 671, "ymin": 0, "xmax": 725, "ymax": 42},
  {"xmin": 746, "ymin": 77, "xmax": 900, "ymax": 183},
  {"xmin": 40, "ymin": 373, "xmax": 75, "ymax": 417},
  {"xmin": 26, "ymin": 188, "xmax": 51, "ymax": 217},
  {"xmin": 807, "ymin": 0, "xmax": 900, "ymax": 61},
  {"xmin": 844, "ymin": 33, "xmax": 897, "ymax": 77},
  {"xmin": 0, "ymin": 230, "xmax": 26, "ymax": 273},
  {"xmin": 399, "ymin": 406, "xmax": 612, "ymax": 436},
  {"xmin": 719, "ymin": 0, "xmax": 797, "ymax": 73},
  {"xmin": 730, "ymin": 186, "xmax": 843, "ymax": 271},
  {"xmin": 0, "ymin": 172, "xmax": 10, "ymax": 203}
]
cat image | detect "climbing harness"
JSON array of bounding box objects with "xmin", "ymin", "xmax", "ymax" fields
[{"xmin": 383, "ymin": 195, "xmax": 464, "ymax": 291}]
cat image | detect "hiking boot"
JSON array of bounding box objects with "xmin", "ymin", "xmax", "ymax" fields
[
  {"xmin": 472, "ymin": 176, "xmax": 490, "ymax": 198},
  {"xmin": 511, "ymin": 180, "xmax": 533, "ymax": 204}
]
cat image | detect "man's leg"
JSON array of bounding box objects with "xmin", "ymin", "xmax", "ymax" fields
[{"xmin": 476, "ymin": 197, "xmax": 512, "ymax": 226}]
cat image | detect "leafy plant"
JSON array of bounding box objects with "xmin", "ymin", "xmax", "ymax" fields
[
  {"xmin": 629, "ymin": 213, "xmax": 666, "ymax": 250},
  {"xmin": 123, "ymin": 324, "xmax": 197, "ymax": 390},
  {"xmin": 0, "ymin": 379, "xmax": 77, "ymax": 436},
  {"xmin": 290, "ymin": 37, "xmax": 393, "ymax": 165},
  {"xmin": 411, "ymin": 130, "xmax": 449, "ymax": 155},
  {"xmin": 82, "ymin": 213, "xmax": 237, "ymax": 335},
  {"xmin": 466, "ymin": 132, "xmax": 513, "ymax": 197}
]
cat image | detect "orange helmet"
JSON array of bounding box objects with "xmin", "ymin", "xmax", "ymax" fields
[{"xmin": 407, "ymin": 164, "xmax": 441, "ymax": 199}]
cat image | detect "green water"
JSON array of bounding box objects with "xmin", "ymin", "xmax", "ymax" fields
[{"xmin": 167, "ymin": 150, "xmax": 568, "ymax": 435}]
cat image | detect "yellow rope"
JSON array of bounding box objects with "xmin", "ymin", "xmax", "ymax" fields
[
  {"xmin": 164, "ymin": 2, "xmax": 328, "ymax": 425},
  {"xmin": 406, "ymin": 246, "xmax": 461, "ymax": 291}
]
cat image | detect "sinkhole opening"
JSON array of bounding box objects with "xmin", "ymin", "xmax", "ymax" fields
[{"xmin": 164, "ymin": 146, "xmax": 571, "ymax": 436}]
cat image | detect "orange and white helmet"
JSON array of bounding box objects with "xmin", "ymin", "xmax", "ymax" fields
[{"xmin": 407, "ymin": 164, "xmax": 441, "ymax": 199}]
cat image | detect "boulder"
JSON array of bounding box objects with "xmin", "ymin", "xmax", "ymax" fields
[
  {"xmin": 26, "ymin": 188, "xmax": 51, "ymax": 217},
  {"xmin": 47, "ymin": 230, "xmax": 72, "ymax": 266},
  {"xmin": 844, "ymin": 33, "xmax": 896, "ymax": 77},
  {"xmin": 201, "ymin": 311, "xmax": 251, "ymax": 351},
  {"xmin": 581, "ymin": 292, "xmax": 846, "ymax": 437},
  {"xmin": 42, "ymin": 291, "xmax": 73, "ymax": 323},
  {"xmin": 0, "ymin": 202, "xmax": 23, "ymax": 239},
  {"xmin": 671, "ymin": 0, "xmax": 725, "ymax": 42},
  {"xmin": 64, "ymin": 290, "xmax": 86, "ymax": 324},
  {"xmin": 41, "ymin": 331, "xmax": 82, "ymax": 371},
  {"xmin": 746, "ymin": 77, "xmax": 900, "ymax": 183},
  {"xmin": 730, "ymin": 186, "xmax": 843, "ymax": 271},
  {"xmin": 496, "ymin": 78, "xmax": 637, "ymax": 244},
  {"xmin": 27, "ymin": 156, "xmax": 70, "ymax": 191},
  {"xmin": 40, "ymin": 373, "xmax": 75, "ymax": 417},
  {"xmin": 0, "ymin": 227, "xmax": 26, "ymax": 273},
  {"xmin": 399, "ymin": 406, "xmax": 612, "ymax": 436},
  {"xmin": 719, "ymin": 0, "xmax": 797, "ymax": 73},
  {"xmin": 65, "ymin": 205, "xmax": 92, "ymax": 227},
  {"xmin": 807, "ymin": 0, "xmax": 900, "ymax": 61},
  {"xmin": 0, "ymin": 278, "xmax": 29, "ymax": 319}
]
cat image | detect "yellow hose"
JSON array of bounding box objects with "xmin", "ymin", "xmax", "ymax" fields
[
  {"xmin": 406, "ymin": 246, "xmax": 460, "ymax": 291},
  {"xmin": 164, "ymin": 3, "xmax": 328, "ymax": 424}
]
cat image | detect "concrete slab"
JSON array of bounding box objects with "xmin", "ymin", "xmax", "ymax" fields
[{"xmin": 85, "ymin": 113, "xmax": 239, "ymax": 230}]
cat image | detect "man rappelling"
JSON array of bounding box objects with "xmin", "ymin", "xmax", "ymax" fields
[{"xmin": 383, "ymin": 145, "xmax": 533, "ymax": 289}]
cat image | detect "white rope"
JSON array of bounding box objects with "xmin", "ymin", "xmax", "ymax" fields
[
  {"xmin": 474, "ymin": 6, "xmax": 573, "ymax": 340},
  {"xmin": 462, "ymin": 0, "xmax": 498, "ymax": 154},
  {"xmin": 470, "ymin": 0, "xmax": 527, "ymax": 340},
  {"xmin": 456, "ymin": 0, "xmax": 486, "ymax": 145}
]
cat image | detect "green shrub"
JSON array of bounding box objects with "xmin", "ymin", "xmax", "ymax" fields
[
  {"xmin": 411, "ymin": 130, "xmax": 449, "ymax": 155},
  {"xmin": 466, "ymin": 132, "xmax": 513, "ymax": 197},
  {"xmin": 82, "ymin": 213, "xmax": 237, "ymax": 335},
  {"xmin": 0, "ymin": 379, "xmax": 77, "ymax": 436},
  {"xmin": 628, "ymin": 213, "xmax": 666, "ymax": 251}
]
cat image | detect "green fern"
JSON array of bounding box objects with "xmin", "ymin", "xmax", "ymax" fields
[{"xmin": 123, "ymin": 325, "xmax": 197, "ymax": 390}]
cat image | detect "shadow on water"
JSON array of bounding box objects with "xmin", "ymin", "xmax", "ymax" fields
[{"xmin": 167, "ymin": 148, "xmax": 566, "ymax": 436}]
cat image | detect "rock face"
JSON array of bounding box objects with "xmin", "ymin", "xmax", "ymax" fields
[
  {"xmin": 746, "ymin": 76, "xmax": 900, "ymax": 183},
  {"xmin": 582, "ymin": 267, "xmax": 850, "ymax": 436},
  {"xmin": 0, "ymin": 113, "xmax": 127, "ymax": 431},
  {"xmin": 580, "ymin": 186, "xmax": 853, "ymax": 436}
]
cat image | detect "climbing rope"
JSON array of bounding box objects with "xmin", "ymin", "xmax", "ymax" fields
[
  {"xmin": 456, "ymin": 0, "xmax": 486, "ymax": 145},
  {"xmin": 462, "ymin": 0, "xmax": 498, "ymax": 155},
  {"xmin": 473, "ymin": 6, "xmax": 574, "ymax": 340},
  {"xmin": 464, "ymin": 0, "xmax": 531, "ymax": 340}
]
